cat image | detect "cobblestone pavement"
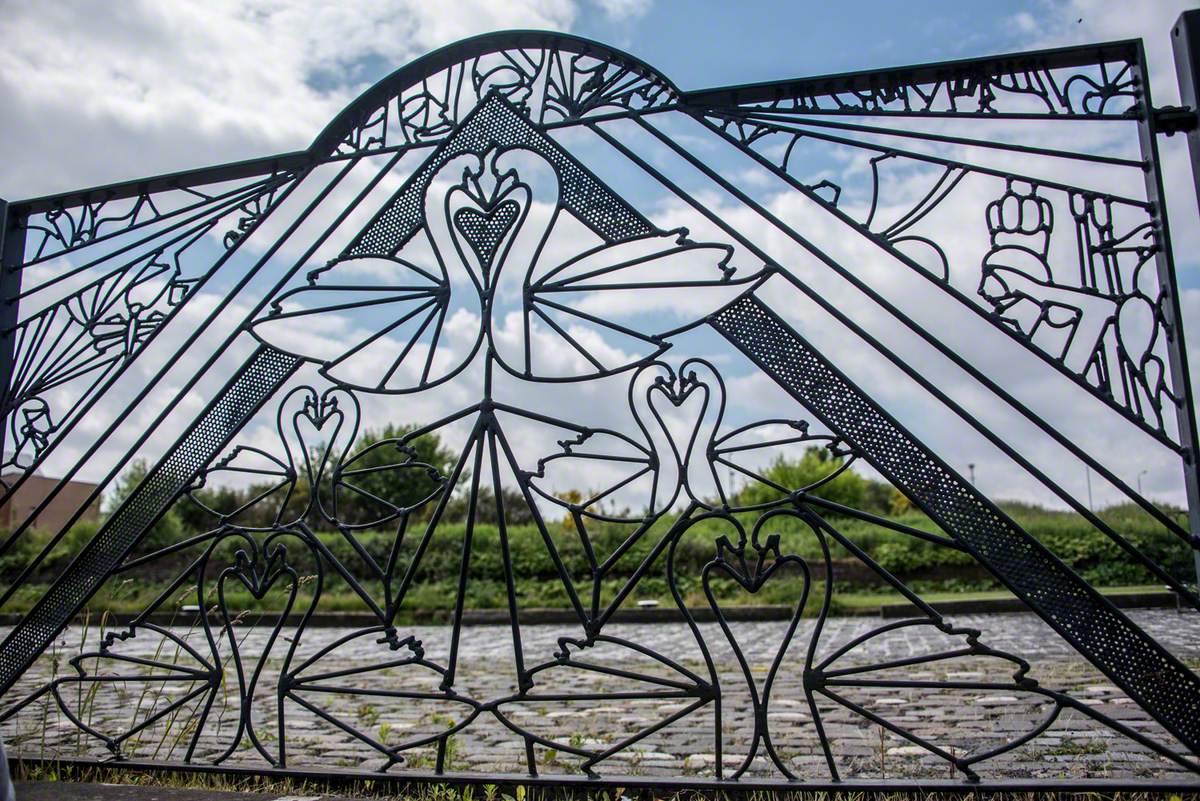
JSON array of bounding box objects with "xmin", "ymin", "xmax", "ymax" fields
[{"xmin": 3, "ymin": 609, "xmax": 1198, "ymax": 784}]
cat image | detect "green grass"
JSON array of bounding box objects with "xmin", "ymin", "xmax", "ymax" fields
[
  {"xmin": 11, "ymin": 759, "xmax": 1200, "ymax": 799},
  {"xmin": 913, "ymin": 583, "xmax": 1173, "ymax": 601},
  {"xmin": 1, "ymin": 578, "xmax": 1172, "ymax": 626},
  {"xmin": 1, "ymin": 500, "xmax": 1192, "ymax": 620}
]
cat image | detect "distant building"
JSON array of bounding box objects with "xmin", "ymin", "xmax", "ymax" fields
[{"xmin": 0, "ymin": 472, "xmax": 102, "ymax": 533}]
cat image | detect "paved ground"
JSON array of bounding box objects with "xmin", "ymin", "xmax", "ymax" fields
[{"xmin": 3, "ymin": 609, "xmax": 1199, "ymax": 784}]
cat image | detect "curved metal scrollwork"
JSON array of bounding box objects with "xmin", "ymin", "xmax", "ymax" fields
[
  {"xmin": 325, "ymin": 34, "xmax": 678, "ymax": 156},
  {"xmin": 0, "ymin": 170, "xmax": 296, "ymax": 480},
  {"xmin": 0, "ymin": 30, "xmax": 1198, "ymax": 790}
]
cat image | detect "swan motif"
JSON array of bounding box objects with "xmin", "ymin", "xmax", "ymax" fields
[
  {"xmin": 480, "ymin": 358, "xmax": 858, "ymax": 774},
  {"xmin": 36, "ymin": 528, "xmax": 321, "ymax": 766},
  {"xmin": 507, "ymin": 361, "xmax": 685, "ymax": 621},
  {"xmin": 508, "ymin": 356, "xmax": 854, "ymax": 634},
  {"xmin": 518, "ymin": 359, "xmax": 853, "ymax": 522},
  {"xmin": 188, "ymin": 386, "xmax": 451, "ymax": 618},
  {"xmin": 188, "ymin": 386, "xmax": 360, "ymax": 531},
  {"xmin": 521, "ymin": 362, "xmax": 682, "ymax": 521},
  {"xmin": 248, "ymin": 146, "xmax": 765, "ymax": 392},
  {"xmin": 671, "ymin": 358, "xmax": 858, "ymax": 512}
]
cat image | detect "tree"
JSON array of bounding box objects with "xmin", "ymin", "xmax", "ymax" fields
[
  {"xmin": 444, "ymin": 486, "xmax": 535, "ymax": 525},
  {"xmin": 107, "ymin": 457, "xmax": 183, "ymax": 549},
  {"xmin": 175, "ymin": 426, "xmax": 459, "ymax": 532},
  {"xmin": 331, "ymin": 424, "xmax": 460, "ymax": 525},
  {"xmin": 733, "ymin": 446, "xmax": 866, "ymax": 510},
  {"xmin": 859, "ymin": 478, "xmax": 894, "ymax": 516},
  {"xmin": 177, "ymin": 483, "xmax": 244, "ymax": 532},
  {"xmin": 888, "ymin": 487, "xmax": 914, "ymax": 516}
]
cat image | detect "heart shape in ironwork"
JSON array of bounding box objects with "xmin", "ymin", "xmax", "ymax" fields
[
  {"xmin": 202, "ymin": 533, "xmax": 319, "ymax": 767},
  {"xmin": 453, "ymin": 200, "xmax": 520, "ymax": 269},
  {"xmin": 701, "ymin": 527, "xmax": 813, "ymax": 780}
]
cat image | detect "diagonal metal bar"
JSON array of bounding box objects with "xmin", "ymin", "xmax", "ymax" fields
[
  {"xmin": 584, "ymin": 117, "xmax": 1198, "ymax": 602},
  {"xmin": 711, "ymin": 292, "xmax": 1200, "ymax": 756},
  {"xmin": 1, "ymin": 27, "xmax": 1196, "ymax": 787},
  {"xmin": 0, "ymin": 345, "xmax": 299, "ymax": 695},
  {"xmin": 675, "ymin": 111, "xmax": 1183, "ymax": 456}
]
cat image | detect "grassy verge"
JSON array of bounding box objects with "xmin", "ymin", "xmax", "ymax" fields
[
  {"xmin": 0, "ymin": 581, "xmax": 1171, "ymax": 626},
  {"xmin": 1, "ymin": 500, "xmax": 1192, "ymax": 621},
  {"xmin": 11, "ymin": 759, "xmax": 1200, "ymax": 799}
]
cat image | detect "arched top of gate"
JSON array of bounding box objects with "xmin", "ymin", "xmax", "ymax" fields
[{"xmin": 310, "ymin": 30, "xmax": 681, "ymax": 157}]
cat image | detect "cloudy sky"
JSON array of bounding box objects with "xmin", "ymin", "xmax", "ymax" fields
[
  {"xmin": 2, "ymin": 1, "xmax": 1195, "ymax": 199},
  {"xmin": 3, "ymin": 0, "xmax": 1200, "ymax": 524}
]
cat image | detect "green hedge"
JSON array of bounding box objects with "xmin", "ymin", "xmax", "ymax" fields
[
  {"xmin": 202, "ymin": 500, "xmax": 1196, "ymax": 590},
  {"xmin": 3, "ymin": 500, "xmax": 1192, "ymax": 616}
]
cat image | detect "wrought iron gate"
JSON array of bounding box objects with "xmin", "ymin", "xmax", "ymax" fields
[{"xmin": 1, "ymin": 18, "xmax": 1199, "ymax": 791}]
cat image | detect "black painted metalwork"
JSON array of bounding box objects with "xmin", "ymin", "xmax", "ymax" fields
[{"xmin": 0, "ymin": 20, "xmax": 1198, "ymax": 790}]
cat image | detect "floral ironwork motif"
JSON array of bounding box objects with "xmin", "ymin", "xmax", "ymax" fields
[
  {"xmin": 698, "ymin": 48, "xmax": 1138, "ymax": 116},
  {"xmin": 331, "ymin": 38, "xmax": 678, "ymax": 155},
  {"xmin": 0, "ymin": 171, "xmax": 296, "ymax": 482},
  {"xmin": 251, "ymin": 147, "xmax": 751, "ymax": 389},
  {"xmin": 8, "ymin": 354, "xmax": 1192, "ymax": 779},
  {"xmin": 0, "ymin": 30, "xmax": 1198, "ymax": 791},
  {"xmin": 700, "ymin": 110, "xmax": 1178, "ymax": 443}
]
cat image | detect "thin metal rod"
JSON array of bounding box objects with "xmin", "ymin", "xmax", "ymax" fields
[
  {"xmin": 0, "ymin": 151, "xmax": 401, "ymax": 601},
  {"xmin": 12, "ymin": 152, "xmax": 311, "ymax": 216},
  {"xmin": 691, "ymin": 110, "xmax": 1195, "ymax": 537},
  {"xmin": 587, "ymin": 117, "xmax": 1198, "ymax": 605},
  {"xmin": 0, "ymin": 200, "xmax": 26, "ymax": 464},
  {"xmin": 733, "ymin": 109, "xmax": 1147, "ymax": 167},
  {"xmin": 1166, "ymin": 9, "xmax": 1200, "ymax": 583},
  {"xmin": 706, "ymin": 110, "xmax": 1153, "ymax": 210},
  {"xmin": 683, "ymin": 37, "xmax": 1138, "ymax": 109}
]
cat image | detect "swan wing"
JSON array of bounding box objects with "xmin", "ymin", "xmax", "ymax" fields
[
  {"xmin": 496, "ymin": 228, "xmax": 763, "ymax": 379},
  {"xmin": 250, "ymin": 252, "xmax": 478, "ymax": 393}
]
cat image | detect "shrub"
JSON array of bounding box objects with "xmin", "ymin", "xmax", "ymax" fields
[{"xmin": 733, "ymin": 447, "xmax": 866, "ymax": 510}]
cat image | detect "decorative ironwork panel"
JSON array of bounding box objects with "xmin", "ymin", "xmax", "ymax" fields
[
  {"xmin": 710, "ymin": 294, "xmax": 1200, "ymax": 755},
  {"xmin": 0, "ymin": 169, "xmax": 298, "ymax": 482},
  {"xmin": 0, "ymin": 346, "xmax": 300, "ymax": 693},
  {"xmin": 695, "ymin": 81, "xmax": 1181, "ymax": 446},
  {"xmin": 0, "ymin": 29, "xmax": 1197, "ymax": 791}
]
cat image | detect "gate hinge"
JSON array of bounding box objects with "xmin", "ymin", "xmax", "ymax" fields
[{"xmin": 1153, "ymin": 105, "xmax": 1199, "ymax": 135}]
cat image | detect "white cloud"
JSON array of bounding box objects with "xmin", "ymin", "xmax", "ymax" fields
[
  {"xmin": 1010, "ymin": 1, "xmax": 1200, "ymax": 268},
  {"xmin": 590, "ymin": 0, "xmax": 652, "ymax": 22},
  {"xmin": 1018, "ymin": 0, "xmax": 1193, "ymax": 97},
  {"xmin": 557, "ymin": 107, "xmax": 1200, "ymax": 512},
  {"xmin": 9, "ymin": 0, "xmax": 1200, "ymax": 527},
  {"xmin": 0, "ymin": 0, "xmax": 582, "ymax": 199}
]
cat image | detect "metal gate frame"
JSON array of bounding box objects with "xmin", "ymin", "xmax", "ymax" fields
[{"xmin": 0, "ymin": 12, "xmax": 1198, "ymax": 792}]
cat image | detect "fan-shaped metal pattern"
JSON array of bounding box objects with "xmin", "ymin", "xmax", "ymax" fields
[{"xmin": 0, "ymin": 26, "xmax": 1198, "ymax": 792}]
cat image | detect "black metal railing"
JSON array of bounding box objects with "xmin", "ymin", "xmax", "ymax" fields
[{"xmin": 0, "ymin": 20, "xmax": 1197, "ymax": 790}]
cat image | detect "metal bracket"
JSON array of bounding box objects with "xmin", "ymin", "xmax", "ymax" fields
[{"xmin": 1153, "ymin": 104, "xmax": 1198, "ymax": 135}]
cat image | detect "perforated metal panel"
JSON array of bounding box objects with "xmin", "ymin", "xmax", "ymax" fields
[
  {"xmin": 0, "ymin": 27, "xmax": 1198, "ymax": 790},
  {"xmin": 0, "ymin": 346, "xmax": 299, "ymax": 692},
  {"xmin": 349, "ymin": 96, "xmax": 652, "ymax": 258},
  {"xmin": 712, "ymin": 294, "xmax": 1200, "ymax": 754}
]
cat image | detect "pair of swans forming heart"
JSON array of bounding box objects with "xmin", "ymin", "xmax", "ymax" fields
[{"xmin": 249, "ymin": 147, "xmax": 768, "ymax": 392}]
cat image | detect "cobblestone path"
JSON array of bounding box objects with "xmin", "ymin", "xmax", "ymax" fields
[{"xmin": 3, "ymin": 609, "xmax": 1198, "ymax": 783}]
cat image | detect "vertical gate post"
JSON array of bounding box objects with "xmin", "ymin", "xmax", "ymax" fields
[
  {"xmin": 0, "ymin": 199, "xmax": 25, "ymax": 465},
  {"xmin": 1170, "ymin": 9, "xmax": 1200, "ymax": 583}
]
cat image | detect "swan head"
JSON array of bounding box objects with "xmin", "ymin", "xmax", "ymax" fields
[
  {"xmin": 431, "ymin": 148, "xmax": 539, "ymax": 296},
  {"xmin": 623, "ymin": 358, "xmax": 730, "ymax": 513},
  {"xmin": 251, "ymin": 123, "xmax": 760, "ymax": 393},
  {"xmin": 276, "ymin": 386, "xmax": 361, "ymax": 525}
]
